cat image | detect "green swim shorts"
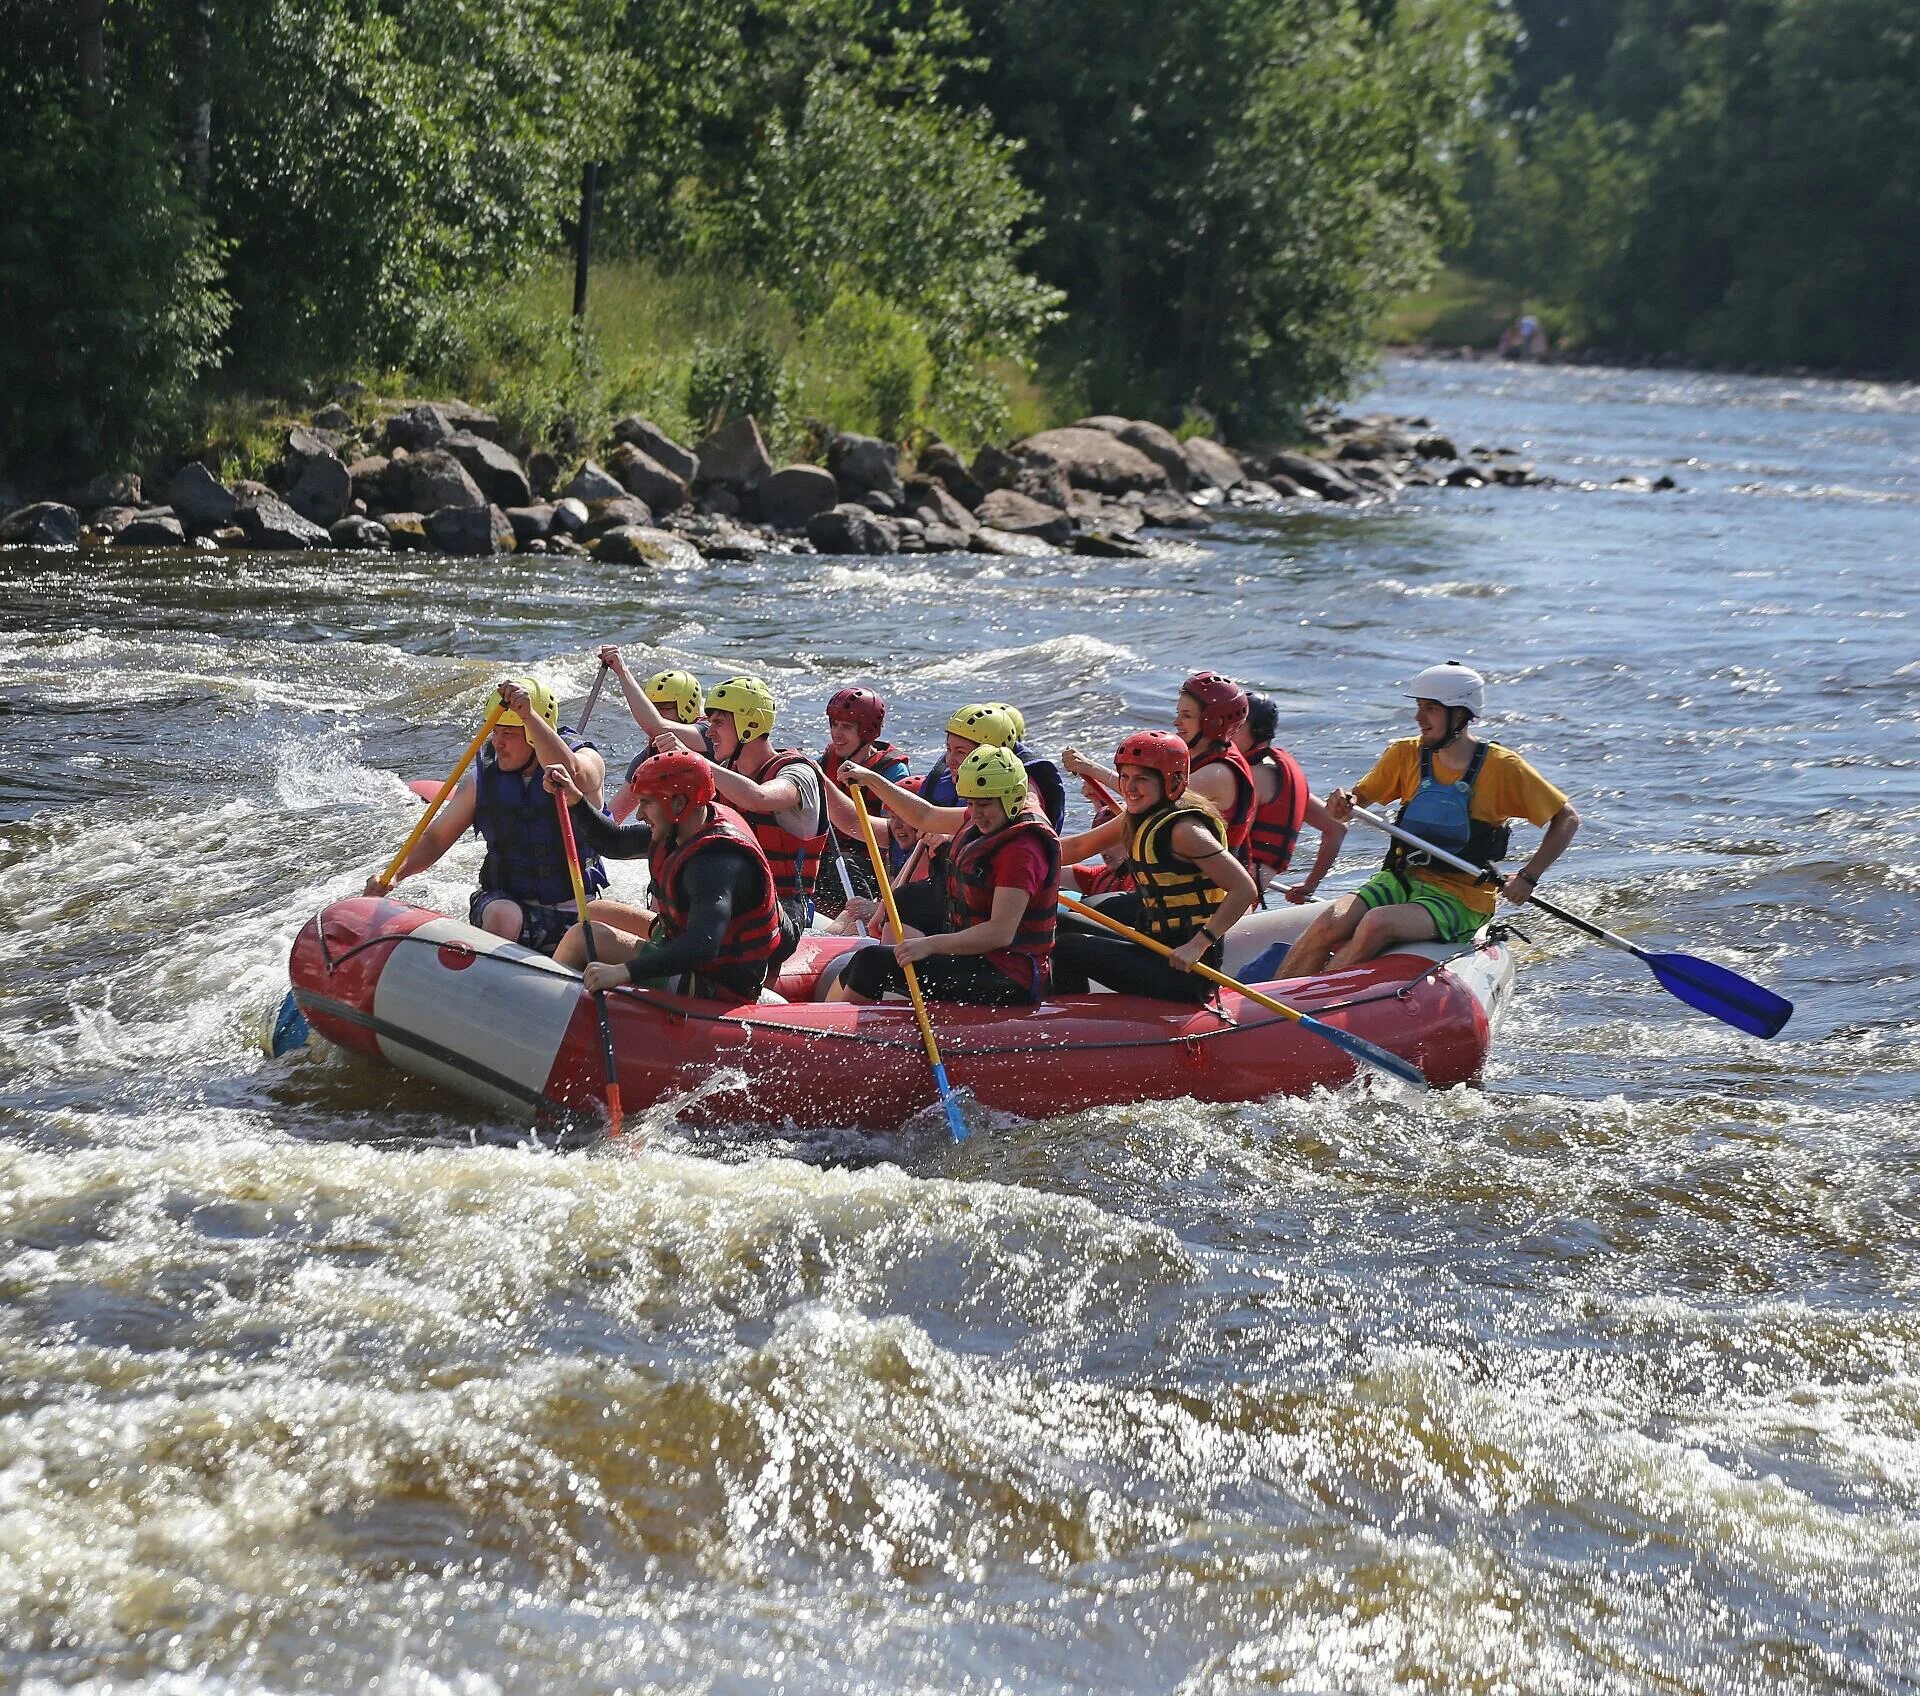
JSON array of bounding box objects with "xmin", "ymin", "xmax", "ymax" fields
[{"xmin": 1353, "ymin": 867, "xmax": 1486, "ymax": 944}]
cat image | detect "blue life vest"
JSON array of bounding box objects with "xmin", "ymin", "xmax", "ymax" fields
[
  {"xmin": 1388, "ymin": 741, "xmax": 1511, "ymax": 874},
  {"xmin": 1017, "ymin": 745, "xmax": 1068, "ymax": 831},
  {"xmin": 921, "ymin": 755, "xmax": 959, "ymax": 810},
  {"xmin": 473, "ymin": 727, "xmax": 609, "ymax": 905}
]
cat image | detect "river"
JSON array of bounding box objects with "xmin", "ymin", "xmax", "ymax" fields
[{"xmin": 2, "ymin": 357, "xmax": 1916, "ymax": 1693}]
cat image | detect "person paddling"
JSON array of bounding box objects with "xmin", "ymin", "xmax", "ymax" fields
[
  {"xmin": 989, "ymin": 701, "xmax": 1068, "ymax": 830},
  {"xmin": 1273, "ymin": 663, "xmax": 1580, "ymax": 979},
  {"xmin": 1064, "ymin": 672, "xmax": 1258, "ymax": 864},
  {"xmin": 817, "ymin": 685, "xmax": 910, "ymax": 911},
  {"xmin": 912, "ymin": 702, "xmax": 1021, "ymax": 810},
  {"xmin": 599, "ymin": 654, "xmax": 708, "ymax": 820},
  {"xmin": 1051, "ymin": 731, "xmax": 1258, "ymax": 1001},
  {"xmin": 1232, "ymin": 691, "xmax": 1347, "ymax": 903},
  {"xmin": 550, "ymin": 750, "xmax": 791, "ymax": 1003},
  {"xmin": 830, "ymin": 746, "xmax": 1059, "ymax": 1006}
]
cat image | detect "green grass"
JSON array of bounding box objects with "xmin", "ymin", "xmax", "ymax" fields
[{"xmin": 1378, "ymin": 264, "xmax": 1526, "ymax": 348}]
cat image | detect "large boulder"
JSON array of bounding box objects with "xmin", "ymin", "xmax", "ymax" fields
[
  {"xmin": 66, "ymin": 471, "xmax": 142, "ymax": 511},
  {"xmin": 759, "ymin": 464, "xmax": 840, "ymax": 531},
  {"xmin": 167, "ymin": 462, "xmax": 239, "ymax": 531},
  {"xmin": 1014, "ymin": 426, "xmax": 1168, "ymax": 496},
  {"xmin": 968, "ymin": 526, "xmax": 1054, "ymax": 559},
  {"xmin": 504, "ymin": 504, "xmax": 555, "ymax": 546},
  {"xmin": 975, "ymin": 487, "xmax": 1073, "ymax": 547},
  {"xmin": 918, "ymin": 441, "xmax": 984, "ymax": 509},
  {"xmin": 805, "ymin": 503, "xmax": 897, "ymax": 556},
  {"xmin": 382, "ymin": 512, "xmax": 432, "ymax": 549},
  {"xmin": 113, "ymin": 512, "xmax": 187, "ymax": 547},
  {"xmin": 610, "ymin": 417, "xmax": 698, "ymax": 485},
  {"xmin": 582, "ymin": 495, "xmax": 653, "ymax": 536},
  {"xmin": 329, "ymin": 516, "xmax": 392, "ymax": 551},
  {"xmin": 86, "ymin": 506, "xmax": 143, "ymax": 540},
  {"xmin": 347, "ymin": 456, "xmax": 392, "ymax": 509},
  {"xmin": 236, "ymin": 493, "xmax": 329, "ymax": 550},
  {"xmin": 826, "ymin": 432, "xmax": 902, "ymax": 501},
  {"xmin": 1180, "ymin": 436, "xmax": 1245, "ymax": 493},
  {"xmin": 405, "ymin": 449, "xmax": 487, "ymax": 513},
  {"xmin": 425, "ymin": 503, "xmax": 515, "ymax": 556},
  {"xmin": 1116, "ymin": 421, "xmax": 1190, "ymax": 494},
  {"xmin": 694, "ymin": 415, "xmax": 773, "ymax": 492},
  {"xmin": 1072, "ymin": 415, "xmax": 1134, "ymax": 435},
  {"xmin": 284, "ymin": 427, "xmax": 352, "ymax": 526},
  {"xmin": 1263, "ymin": 450, "xmax": 1362, "ymax": 502},
  {"xmin": 589, "ymin": 525, "xmax": 703, "ymax": 568},
  {"xmin": 902, "ymin": 475, "xmax": 979, "ymax": 535},
  {"xmin": 549, "ymin": 496, "xmax": 590, "ymax": 536},
  {"xmin": 443, "ymin": 433, "xmax": 531, "ymax": 508},
  {"xmin": 382, "ymin": 403, "xmax": 460, "ymax": 453},
  {"xmin": 606, "ymin": 443, "xmax": 690, "ymax": 513},
  {"xmin": 562, "ymin": 460, "xmax": 625, "ymax": 504}
]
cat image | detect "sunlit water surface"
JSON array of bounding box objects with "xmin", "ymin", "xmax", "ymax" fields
[{"xmin": 2, "ymin": 358, "xmax": 1916, "ymax": 1693}]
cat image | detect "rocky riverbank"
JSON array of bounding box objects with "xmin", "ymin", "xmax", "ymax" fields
[{"xmin": 0, "ymin": 400, "xmax": 1671, "ymax": 562}]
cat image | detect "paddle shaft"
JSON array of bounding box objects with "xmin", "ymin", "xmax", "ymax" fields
[
  {"xmin": 555, "ymin": 789, "xmax": 624, "ymax": 1137},
  {"xmin": 576, "ymin": 661, "xmax": 609, "ymax": 734},
  {"xmin": 850, "ymin": 787, "xmax": 968, "ymax": 1140},
  {"xmin": 379, "ymin": 705, "xmax": 504, "ymax": 888}
]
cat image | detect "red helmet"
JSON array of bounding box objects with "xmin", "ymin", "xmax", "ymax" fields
[
  {"xmin": 1181, "ymin": 671, "xmax": 1248, "ymax": 742},
  {"xmin": 1115, "ymin": 730, "xmax": 1190, "ymax": 801},
  {"xmin": 627, "ymin": 747, "xmax": 715, "ymax": 812},
  {"xmin": 827, "ymin": 686, "xmax": 886, "ymax": 742}
]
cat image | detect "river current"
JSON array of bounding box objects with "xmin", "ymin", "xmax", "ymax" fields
[{"xmin": 1, "ymin": 358, "xmax": 1916, "ymax": 1693}]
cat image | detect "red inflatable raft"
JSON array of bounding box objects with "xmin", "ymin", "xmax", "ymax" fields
[{"xmin": 287, "ymin": 897, "xmax": 1514, "ymax": 1130}]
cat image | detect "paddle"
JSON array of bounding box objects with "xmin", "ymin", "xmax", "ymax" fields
[
  {"xmin": 1058, "ymin": 893, "xmax": 1429, "ymax": 1089},
  {"xmin": 576, "ymin": 660, "xmax": 609, "ymax": 734},
  {"xmin": 268, "ymin": 702, "xmax": 507, "ymax": 1057},
  {"xmin": 850, "ymin": 787, "xmax": 969, "ymax": 1142},
  {"xmin": 556, "ymin": 787, "xmax": 625, "ymax": 1136},
  {"xmin": 1345, "ymin": 806, "xmax": 1793, "ymax": 1039}
]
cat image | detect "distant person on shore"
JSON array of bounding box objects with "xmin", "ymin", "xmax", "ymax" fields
[
  {"xmin": 1272, "ymin": 663, "xmax": 1579, "ymax": 979},
  {"xmin": 365, "ymin": 678, "xmax": 608, "ymax": 954},
  {"xmin": 1497, "ymin": 313, "xmax": 1550, "ymax": 361}
]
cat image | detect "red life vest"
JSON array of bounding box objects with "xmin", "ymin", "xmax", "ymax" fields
[
  {"xmin": 729, "ymin": 748, "xmax": 829, "ymax": 908},
  {"xmin": 820, "ymin": 739, "xmax": 909, "ymax": 793},
  {"xmin": 1190, "ymin": 741, "xmax": 1256, "ymax": 861},
  {"xmin": 1245, "ymin": 741, "xmax": 1309, "ymax": 872},
  {"xmin": 941, "ymin": 805, "xmax": 1059, "ymax": 990},
  {"xmin": 1071, "ymin": 858, "xmax": 1133, "ymax": 896},
  {"xmin": 647, "ymin": 803, "xmax": 782, "ymax": 972}
]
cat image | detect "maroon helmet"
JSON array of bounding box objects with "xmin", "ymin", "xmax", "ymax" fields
[
  {"xmin": 1115, "ymin": 730, "xmax": 1191, "ymax": 801},
  {"xmin": 1181, "ymin": 671, "xmax": 1248, "ymax": 743},
  {"xmin": 826, "ymin": 685, "xmax": 886, "ymax": 743}
]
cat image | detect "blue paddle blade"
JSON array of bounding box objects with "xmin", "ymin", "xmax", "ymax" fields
[
  {"xmin": 268, "ymin": 990, "xmax": 311, "ymax": 1057},
  {"xmin": 930, "ymin": 1061, "xmax": 969, "ymax": 1142},
  {"xmin": 1644, "ymin": 950, "xmax": 1793, "ymax": 1038},
  {"xmin": 1297, "ymin": 1014, "xmax": 1428, "ymax": 1090}
]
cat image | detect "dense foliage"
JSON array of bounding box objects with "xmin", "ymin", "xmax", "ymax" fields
[{"xmin": 1464, "ymin": 0, "xmax": 1920, "ymax": 372}]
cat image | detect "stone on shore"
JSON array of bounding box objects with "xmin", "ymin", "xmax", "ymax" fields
[
  {"xmin": 425, "ymin": 503, "xmax": 515, "ymax": 555},
  {"xmin": 902, "ymin": 475, "xmax": 979, "ymax": 535},
  {"xmin": 444, "ymin": 433, "xmax": 532, "ymax": 508},
  {"xmin": 549, "ymin": 497, "xmax": 590, "ymax": 536},
  {"xmin": 312, "ymin": 403, "xmax": 354, "ymax": 431},
  {"xmin": 920, "ymin": 521, "xmax": 973, "ymax": 553},
  {"xmin": 606, "ymin": 443, "xmax": 690, "ymax": 513},
  {"xmin": 563, "ymin": 460, "xmax": 626, "ymax": 504},
  {"xmin": 590, "ymin": 525, "xmax": 703, "ymax": 569},
  {"xmin": 505, "ymin": 504, "xmax": 555, "ymax": 546},
  {"xmin": 65, "ymin": 471, "xmax": 142, "ymax": 511},
  {"xmin": 1180, "ymin": 436, "xmax": 1245, "ymax": 493},
  {"xmin": 583, "ymin": 495, "xmax": 653, "ymax": 536},
  {"xmin": 284, "ymin": 427, "xmax": 352, "ymax": 527},
  {"xmin": 113, "ymin": 512, "xmax": 187, "ymax": 547},
  {"xmin": 919, "ymin": 441, "xmax": 984, "ymax": 509},
  {"xmin": 1072, "ymin": 415, "xmax": 1134, "ymax": 435},
  {"xmin": 1138, "ymin": 491, "xmax": 1213, "ymax": 530},
  {"xmin": 347, "ymin": 456, "xmax": 391, "ymax": 509},
  {"xmin": 406, "ymin": 450, "xmax": 487, "ymax": 513},
  {"xmin": 1263, "ymin": 450, "xmax": 1362, "ymax": 501},
  {"xmin": 1014, "ymin": 426, "xmax": 1168, "ymax": 496},
  {"xmin": 610, "ymin": 417, "xmax": 699, "ymax": 485},
  {"xmin": 1073, "ymin": 530, "xmax": 1152, "ymax": 558},
  {"xmin": 1116, "ymin": 421, "xmax": 1191, "ymax": 493},
  {"xmin": 383, "ymin": 403, "xmax": 458, "ymax": 453},
  {"xmin": 330, "ymin": 516, "xmax": 392, "ymax": 551},
  {"xmin": 827, "ymin": 433, "xmax": 902, "ymax": 502},
  {"xmin": 86, "ymin": 506, "xmax": 142, "ymax": 540},
  {"xmin": 968, "ymin": 526, "xmax": 1054, "ymax": 558},
  {"xmin": 382, "ymin": 512, "xmax": 431, "ymax": 549},
  {"xmin": 237, "ymin": 493, "xmax": 330, "ymax": 550},
  {"xmin": 976, "ymin": 487, "xmax": 1073, "ymax": 546},
  {"xmin": 695, "ymin": 416, "xmax": 773, "ymax": 493},
  {"xmin": 168, "ymin": 462, "xmax": 239, "ymax": 531},
  {"xmin": 806, "ymin": 503, "xmax": 897, "ymax": 555},
  {"xmin": 759, "ymin": 465, "xmax": 840, "ymax": 531}
]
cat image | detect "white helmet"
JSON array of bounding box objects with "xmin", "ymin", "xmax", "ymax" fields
[{"xmin": 1403, "ymin": 661, "xmax": 1485, "ymax": 718}]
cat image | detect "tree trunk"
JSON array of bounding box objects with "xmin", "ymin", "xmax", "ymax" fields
[
  {"xmin": 77, "ymin": 0, "xmax": 107, "ymax": 115},
  {"xmin": 184, "ymin": 0, "xmax": 213, "ymax": 193}
]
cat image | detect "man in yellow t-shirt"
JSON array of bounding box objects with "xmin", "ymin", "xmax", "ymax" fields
[{"xmin": 1273, "ymin": 663, "xmax": 1580, "ymax": 979}]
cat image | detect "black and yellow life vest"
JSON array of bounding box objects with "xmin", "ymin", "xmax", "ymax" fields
[{"xmin": 1127, "ymin": 798, "xmax": 1230, "ymax": 945}]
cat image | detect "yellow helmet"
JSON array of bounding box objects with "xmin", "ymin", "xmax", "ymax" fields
[
  {"xmin": 946, "ymin": 702, "xmax": 1016, "ymax": 749},
  {"xmin": 988, "ymin": 702, "xmax": 1028, "ymax": 744},
  {"xmin": 643, "ymin": 668, "xmax": 704, "ymax": 723},
  {"xmin": 707, "ymin": 675, "xmax": 777, "ymax": 741},
  {"xmin": 954, "ymin": 744, "xmax": 1029, "ymax": 805},
  {"xmin": 486, "ymin": 675, "xmax": 559, "ymax": 729}
]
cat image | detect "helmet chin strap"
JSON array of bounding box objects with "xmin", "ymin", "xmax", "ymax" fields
[{"xmin": 1427, "ymin": 707, "xmax": 1472, "ymax": 750}]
